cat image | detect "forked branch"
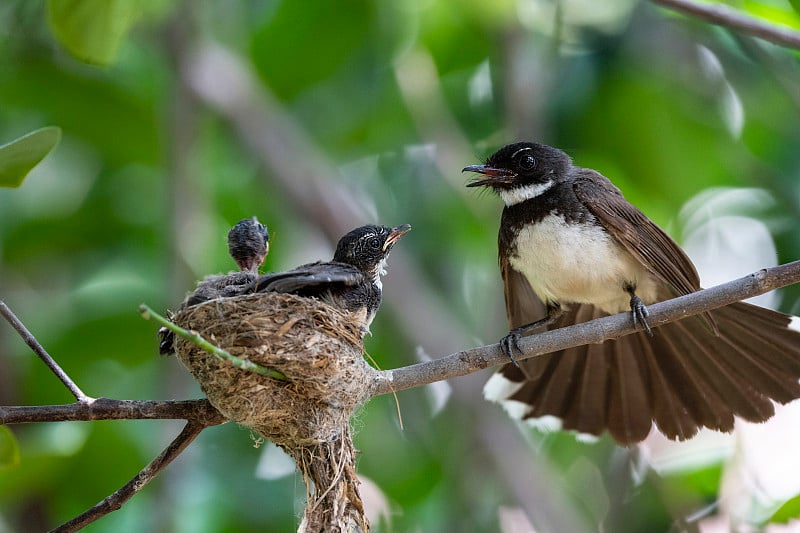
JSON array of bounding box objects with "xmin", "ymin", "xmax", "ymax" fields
[{"xmin": 51, "ymin": 422, "xmax": 205, "ymax": 533}]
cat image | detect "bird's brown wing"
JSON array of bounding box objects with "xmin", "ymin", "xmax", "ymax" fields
[{"xmin": 571, "ymin": 168, "xmax": 700, "ymax": 297}]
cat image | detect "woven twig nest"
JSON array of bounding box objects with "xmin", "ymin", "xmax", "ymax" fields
[
  {"xmin": 173, "ymin": 291, "xmax": 374, "ymax": 531},
  {"xmin": 172, "ymin": 292, "xmax": 372, "ymax": 447}
]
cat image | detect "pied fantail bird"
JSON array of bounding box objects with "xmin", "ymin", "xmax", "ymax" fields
[{"xmin": 465, "ymin": 141, "xmax": 800, "ymax": 445}]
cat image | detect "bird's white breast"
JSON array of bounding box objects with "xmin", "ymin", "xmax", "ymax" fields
[{"xmin": 508, "ymin": 213, "xmax": 657, "ymax": 314}]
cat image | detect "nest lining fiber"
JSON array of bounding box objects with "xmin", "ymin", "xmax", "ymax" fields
[{"xmin": 173, "ymin": 291, "xmax": 372, "ymax": 447}]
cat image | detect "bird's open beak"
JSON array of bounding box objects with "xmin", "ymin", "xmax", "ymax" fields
[
  {"xmin": 383, "ymin": 224, "xmax": 412, "ymax": 251},
  {"xmin": 463, "ymin": 165, "xmax": 517, "ymax": 187}
]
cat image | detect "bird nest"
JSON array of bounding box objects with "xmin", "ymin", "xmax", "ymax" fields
[
  {"xmin": 173, "ymin": 292, "xmax": 373, "ymax": 531},
  {"xmin": 172, "ymin": 292, "xmax": 373, "ymax": 447}
]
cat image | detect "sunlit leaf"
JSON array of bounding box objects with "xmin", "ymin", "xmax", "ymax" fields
[
  {"xmin": 46, "ymin": 0, "xmax": 141, "ymax": 65},
  {"xmin": 769, "ymin": 493, "xmax": 800, "ymax": 524},
  {"xmin": 0, "ymin": 426, "xmax": 21, "ymax": 471},
  {"xmin": 742, "ymin": 0, "xmax": 800, "ymax": 30},
  {"xmin": 0, "ymin": 126, "xmax": 61, "ymax": 188}
]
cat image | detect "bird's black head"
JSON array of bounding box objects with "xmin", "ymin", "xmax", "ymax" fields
[
  {"xmin": 228, "ymin": 216, "xmax": 270, "ymax": 272},
  {"xmin": 463, "ymin": 142, "xmax": 572, "ymax": 205},
  {"xmin": 333, "ymin": 224, "xmax": 411, "ymax": 276}
]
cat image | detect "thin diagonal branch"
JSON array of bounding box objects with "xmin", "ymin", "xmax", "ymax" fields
[
  {"xmin": 0, "ymin": 301, "xmax": 92, "ymax": 402},
  {"xmin": 651, "ymin": 0, "xmax": 800, "ymax": 50},
  {"xmin": 373, "ymin": 260, "xmax": 800, "ymax": 395},
  {"xmin": 51, "ymin": 422, "xmax": 205, "ymax": 533}
]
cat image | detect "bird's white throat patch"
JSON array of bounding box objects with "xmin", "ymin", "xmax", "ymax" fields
[
  {"xmin": 373, "ymin": 257, "xmax": 388, "ymax": 290},
  {"xmin": 498, "ymin": 181, "xmax": 554, "ymax": 206}
]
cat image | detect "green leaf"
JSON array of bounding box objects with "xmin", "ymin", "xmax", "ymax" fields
[
  {"xmin": 47, "ymin": 0, "xmax": 141, "ymax": 66},
  {"xmin": 789, "ymin": 0, "xmax": 800, "ymax": 17},
  {"xmin": 0, "ymin": 126, "xmax": 62, "ymax": 188},
  {"xmin": 0, "ymin": 426, "xmax": 21, "ymax": 471},
  {"xmin": 742, "ymin": 0, "xmax": 800, "ymax": 30},
  {"xmin": 769, "ymin": 493, "xmax": 800, "ymax": 524}
]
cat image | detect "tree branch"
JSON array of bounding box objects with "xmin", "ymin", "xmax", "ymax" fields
[
  {"xmin": 373, "ymin": 260, "xmax": 800, "ymax": 395},
  {"xmin": 0, "ymin": 300, "xmax": 92, "ymax": 402},
  {"xmin": 650, "ymin": 0, "xmax": 800, "ymax": 50},
  {"xmin": 3, "ymin": 260, "xmax": 798, "ymax": 530},
  {"xmin": 0, "ymin": 398, "xmax": 226, "ymax": 426},
  {"xmin": 0, "ymin": 299, "xmax": 229, "ymax": 530},
  {"xmin": 51, "ymin": 422, "xmax": 205, "ymax": 533}
]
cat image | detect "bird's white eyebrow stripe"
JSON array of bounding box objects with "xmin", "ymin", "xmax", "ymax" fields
[{"xmin": 510, "ymin": 147, "xmax": 533, "ymax": 159}]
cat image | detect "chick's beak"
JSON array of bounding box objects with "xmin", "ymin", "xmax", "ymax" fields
[
  {"xmin": 383, "ymin": 224, "xmax": 412, "ymax": 252},
  {"xmin": 463, "ymin": 165, "xmax": 517, "ymax": 187}
]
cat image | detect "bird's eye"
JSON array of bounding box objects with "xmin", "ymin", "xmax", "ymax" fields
[
  {"xmin": 517, "ymin": 154, "xmax": 536, "ymax": 171},
  {"xmin": 368, "ymin": 237, "xmax": 381, "ymax": 250}
]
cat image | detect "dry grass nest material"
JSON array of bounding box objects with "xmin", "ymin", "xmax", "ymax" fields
[{"xmin": 173, "ymin": 292, "xmax": 373, "ymax": 447}]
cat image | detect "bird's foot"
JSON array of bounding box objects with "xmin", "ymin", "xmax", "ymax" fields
[
  {"xmin": 498, "ymin": 307, "xmax": 563, "ymax": 368},
  {"xmin": 500, "ymin": 329, "xmax": 524, "ymax": 369},
  {"xmin": 630, "ymin": 295, "xmax": 653, "ymax": 337}
]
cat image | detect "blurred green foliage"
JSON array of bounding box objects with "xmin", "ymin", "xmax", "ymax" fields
[{"xmin": 1, "ymin": 0, "xmax": 800, "ymax": 532}]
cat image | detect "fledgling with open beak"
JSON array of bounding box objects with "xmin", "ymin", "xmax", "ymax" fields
[{"xmin": 249, "ymin": 223, "xmax": 411, "ymax": 334}]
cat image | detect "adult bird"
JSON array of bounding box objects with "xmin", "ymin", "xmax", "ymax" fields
[{"xmin": 464, "ymin": 141, "xmax": 800, "ymax": 445}]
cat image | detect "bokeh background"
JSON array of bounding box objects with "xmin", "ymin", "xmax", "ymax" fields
[{"xmin": 2, "ymin": 0, "xmax": 800, "ymax": 531}]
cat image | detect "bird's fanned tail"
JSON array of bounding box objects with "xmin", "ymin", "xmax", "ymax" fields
[{"xmin": 485, "ymin": 302, "xmax": 800, "ymax": 445}]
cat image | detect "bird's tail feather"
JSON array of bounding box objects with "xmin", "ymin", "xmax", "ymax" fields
[{"xmin": 484, "ymin": 302, "xmax": 800, "ymax": 445}]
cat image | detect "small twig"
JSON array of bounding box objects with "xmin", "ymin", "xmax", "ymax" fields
[
  {"xmin": 374, "ymin": 260, "xmax": 800, "ymax": 395},
  {"xmin": 650, "ymin": 0, "xmax": 800, "ymax": 50},
  {"xmin": 51, "ymin": 422, "xmax": 205, "ymax": 533},
  {"xmin": 139, "ymin": 304, "xmax": 287, "ymax": 380},
  {"xmin": 0, "ymin": 300, "xmax": 92, "ymax": 403}
]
